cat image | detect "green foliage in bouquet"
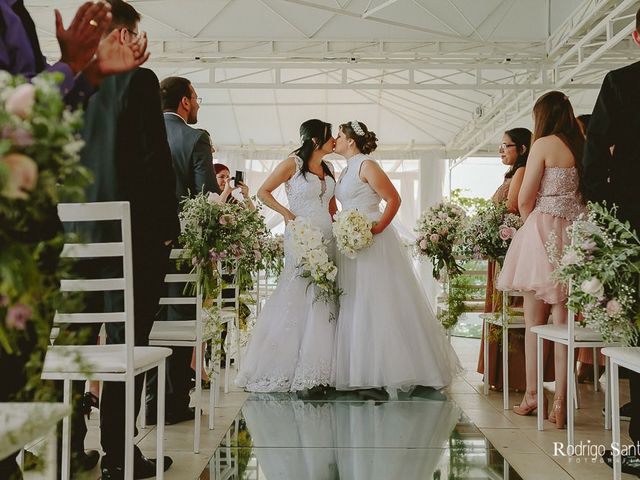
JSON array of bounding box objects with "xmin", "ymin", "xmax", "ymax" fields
[
  {"xmin": 549, "ymin": 202, "xmax": 640, "ymax": 346},
  {"xmin": 438, "ymin": 274, "xmax": 472, "ymax": 330},
  {"xmin": 179, "ymin": 192, "xmax": 270, "ymax": 298},
  {"xmin": 0, "ymin": 72, "xmax": 91, "ymax": 400},
  {"xmin": 415, "ymin": 201, "xmax": 466, "ymax": 279}
]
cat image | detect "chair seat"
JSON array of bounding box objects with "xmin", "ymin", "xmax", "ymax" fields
[
  {"xmin": 149, "ymin": 321, "xmax": 197, "ymax": 342},
  {"xmin": 530, "ymin": 324, "xmax": 605, "ymax": 342},
  {"xmin": 602, "ymin": 347, "xmax": 640, "ymax": 371},
  {"xmin": 42, "ymin": 345, "xmax": 171, "ymax": 376}
]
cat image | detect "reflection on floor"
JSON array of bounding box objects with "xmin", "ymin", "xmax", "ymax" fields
[{"xmin": 202, "ymin": 389, "xmax": 523, "ymax": 480}]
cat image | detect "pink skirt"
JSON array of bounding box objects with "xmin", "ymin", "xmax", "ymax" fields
[{"xmin": 497, "ymin": 210, "xmax": 570, "ymax": 304}]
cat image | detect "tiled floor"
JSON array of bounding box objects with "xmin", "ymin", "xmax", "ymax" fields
[{"xmin": 25, "ymin": 336, "xmax": 633, "ymax": 479}]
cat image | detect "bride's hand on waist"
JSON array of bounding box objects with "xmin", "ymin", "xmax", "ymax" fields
[
  {"xmin": 283, "ymin": 211, "xmax": 296, "ymax": 224},
  {"xmin": 371, "ymin": 222, "xmax": 384, "ymax": 235}
]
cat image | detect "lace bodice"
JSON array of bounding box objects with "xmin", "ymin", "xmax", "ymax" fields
[
  {"xmin": 285, "ymin": 156, "xmax": 335, "ymax": 225},
  {"xmin": 533, "ymin": 167, "xmax": 586, "ymax": 221},
  {"xmin": 335, "ymin": 153, "xmax": 381, "ymax": 217}
]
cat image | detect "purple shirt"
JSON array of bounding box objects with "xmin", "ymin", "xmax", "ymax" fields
[{"xmin": 0, "ymin": 0, "xmax": 94, "ymax": 107}]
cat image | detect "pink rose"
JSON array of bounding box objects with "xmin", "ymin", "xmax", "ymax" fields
[
  {"xmin": 419, "ymin": 239, "xmax": 428, "ymax": 250},
  {"xmin": 6, "ymin": 84, "xmax": 35, "ymax": 119},
  {"xmin": 606, "ymin": 299, "xmax": 623, "ymax": 316},
  {"xmin": 219, "ymin": 214, "xmax": 234, "ymax": 225},
  {"xmin": 1, "ymin": 153, "xmax": 38, "ymax": 199},
  {"xmin": 439, "ymin": 226, "xmax": 449, "ymax": 235},
  {"xmin": 5, "ymin": 304, "xmax": 32, "ymax": 330},
  {"xmin": 498, "ymin": 225, "xmax": 516, "ymax": 241},
  {"xmin": 254, "ymin": 250, "xmax": 262, "ymax": 261},
  {"xmin": 429, "ymin": 233, "xmax": 440, "ymax": 243},
  {"xmin": 581, "ymin": 239, "xmax": 597, "ymax": 252},
  {"xmin": 1, "ymin": 126, "xmax": 34, "ymax": 147}
]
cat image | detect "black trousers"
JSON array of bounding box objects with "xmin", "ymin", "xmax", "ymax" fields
[
  {"xmin": 100, "ymin": 240, "xmax": 170, "ymax": 467},
  {"xmin": 629, "ymin": 368, "xmax": 640, "ymax": 445}
]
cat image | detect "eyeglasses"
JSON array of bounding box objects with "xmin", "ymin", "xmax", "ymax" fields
[
  {"xmin": 498, "ymin": 143, "xmax": 517, "ymax": 151},
  {"xmin": 191, "ymin": 96, "xmax": 202, "ymax": 105}
]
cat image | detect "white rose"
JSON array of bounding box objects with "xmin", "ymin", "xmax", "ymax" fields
[
  {"xmin": 561, "ymin": 250, "xmax": 579, "ymax": 266},
  {"xmin": 581, "ymin": 277, "xmax": 604, "ymax": 298}
]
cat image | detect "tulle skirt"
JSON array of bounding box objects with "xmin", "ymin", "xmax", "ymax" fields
[
  {"xmin": 497, "ymin": 210, "xmax": 571, "ymax": 304},
  {"xmin": 332, "ymin": 221, "xmax": 462, "ymax": 391}
]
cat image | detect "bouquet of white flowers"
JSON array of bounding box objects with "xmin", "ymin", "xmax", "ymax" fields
[
  {"xmin": 288, "ymin": 217, "xmax": 341, "ymax": 307},
  {"xmin": 548, "ymin": 203, "xmax": 640, "ymax": 345},
  {"xmin": 332, "ymin": 209, "xmax": 374, "ymax": 259}
]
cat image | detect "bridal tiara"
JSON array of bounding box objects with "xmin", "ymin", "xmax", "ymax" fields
[{"xmin": 350, "ymin": 120, "xmax": 365, "ymax": 137}]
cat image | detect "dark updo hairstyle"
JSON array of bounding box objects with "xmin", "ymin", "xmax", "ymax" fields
[
  {"xmin": 291, "ymin": 119, "xmax": 335, "ymax": 180},
  {"xmin": 532, "ymin": 91, "xmax": 585, "ymax": 192},
  {"xmin": 503, "ymin": 127, "xmax": 532, "ymax": 179},
  {"xmin": 340, "ymin": 121, "xmax": 378, "ymax": 154}
]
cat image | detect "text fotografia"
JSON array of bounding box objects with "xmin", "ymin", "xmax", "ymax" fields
[{"xmin": 554, "ymin": 440, "xmax": 640, "ymax": 462}]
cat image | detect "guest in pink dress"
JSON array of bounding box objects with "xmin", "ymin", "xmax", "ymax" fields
[{"xmin": 497, "ymin": 91, "xmax": 586, "ymax": 429}]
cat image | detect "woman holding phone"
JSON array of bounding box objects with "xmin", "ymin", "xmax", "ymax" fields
[{"xmin": 213, "ymin": 163, "xmax": 257, "ymax": 211}]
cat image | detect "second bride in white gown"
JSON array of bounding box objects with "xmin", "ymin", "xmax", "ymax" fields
[
  {"xmin": 235, "ymin": 119, "xmax": 337, "ymax": 392},
  {"xmin": 332, "ymin": 121, "xmax": 462, "ymax": 394}
]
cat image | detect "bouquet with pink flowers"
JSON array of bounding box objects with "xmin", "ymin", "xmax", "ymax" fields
[
  {"xmin": 548, "ymin": 203, "xmax": 640, "ymax": 345},
  {"xmin": 461, "ymin": 203, "xmax": 523, "ymax": 265},
  {"xmin": 414, "ymin": 201, "xmax": 466, "ymax": 279},
  {"xmin": 179, "ymin": 192, "xmax": 269, "ymax": 297}
]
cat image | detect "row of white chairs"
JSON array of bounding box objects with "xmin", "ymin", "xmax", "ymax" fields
[{"xmin": 37, "ymin": 201, "xmax": 273, "ymax": 479}]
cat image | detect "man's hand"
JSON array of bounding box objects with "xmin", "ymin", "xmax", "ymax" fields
[
  {"xmin": 82, "ymin": 30, "xmax": 150, "ymax": 86},
  {"xmin": 55, "ymin": 1, "xmax": 112, "ymax": 74}
]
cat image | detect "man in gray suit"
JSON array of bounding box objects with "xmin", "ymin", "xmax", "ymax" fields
[
  {"xmin": 160, "ymin": 76, "xmax": 219, "ymax": 202},
  {"xmin": 145, "ymin": 76, "xmax": 220, "ymax": 424}
]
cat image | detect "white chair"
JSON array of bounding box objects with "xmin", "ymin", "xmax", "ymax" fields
[
  {"xmin": 482, "ymin": 290, "xmax": 526, "ymax": 410},
  {"xmin": 217, "ymin": 261, "xmax": 241, "ymax": 394},
  {"xmin": 532, "ymin": 299, "xmax": 620, "ymax": 447},
  {"xmin": 42, "ymin": 202, "xmax": 171, "ymax": 480},
  {"xmin": 147, "ymin": 249, "xmax": 215, "ymax": 453},
  {"xmin": 602, "ymin": 347, "xmax": 640, "ymax": 480}
]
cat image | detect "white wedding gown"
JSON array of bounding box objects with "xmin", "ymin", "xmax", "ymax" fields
[
  {"xmin": 333, "ymin": 153, "xmax": 462, "ymax": 392},
  {"xmin": 235, "ymin": 156, "xmax": 336, "ymax": 392}
]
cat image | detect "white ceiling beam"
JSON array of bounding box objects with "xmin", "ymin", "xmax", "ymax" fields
[
  {"xmin": 449, "ymin": 0, "xmax": 637, "ymax": 166},
  {"xmin": 411, "ymin": 0, "xmax": 464, "ymax": 37},
  {"xmin": 362, "ymin": 0, "xmax": 400, "ymax": 19},
  {"xmin": 192, "ymin": 0, "xmax": 236, "ymax": 38},
  {"xmin": 257, "ymin": 0, "xmax": 310, "ymax": 38},
  {"xmin": 281, "ymin": 0, "xmax": 496, "ymax": 44},
  {"xmin": 444, "ymin": 0, "xmax": 485, "ymax": 41}
]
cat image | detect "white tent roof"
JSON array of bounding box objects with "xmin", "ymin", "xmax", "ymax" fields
[{"xmin": 29, "ymin": 0, "xmax": 639, "ymax": 158}]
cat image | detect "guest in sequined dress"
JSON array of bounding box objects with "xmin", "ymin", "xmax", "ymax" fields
[{"xmin": 498, "ymin": 91, "xmax": 586, "ymax": 429}]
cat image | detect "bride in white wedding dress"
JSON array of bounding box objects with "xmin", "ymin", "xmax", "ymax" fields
[
  {"xmin": 332, "ymin": 121, "xmax": 462, "ymax": 395},
  {"xmin": 235, "ymin": 119, "xmax": 338, "ymax": 392}
]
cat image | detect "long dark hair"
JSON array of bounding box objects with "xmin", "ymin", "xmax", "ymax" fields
[
  {"xmin": 532, "ymin": 91, "xmax": 585, "ymax": 190},
  {"xmin": 504, "ymin": 127, "xmax": 532, "ymax": 179},
  {"xmin": 291, "ymin": 119, "xmax": 335, "ymax": 180}
]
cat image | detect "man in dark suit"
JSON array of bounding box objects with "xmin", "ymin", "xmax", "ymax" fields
[
  {"xmin": 71, "ymin": 2, "xmax": 179, "ymax": 478},
  {"xmin": 583, "ymin": 7, "xmax": 640, "ymax": 476},
  {"xmin": 142, "ymin": 76, "xmax": 219, "ymax": 424}
]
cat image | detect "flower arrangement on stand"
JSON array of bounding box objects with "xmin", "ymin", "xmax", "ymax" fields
[
  {"xmin": 549, "ymin": 203, "xmax": 640, "ymax": 346},
  {"xmin": 461, "ymin": 203, "xmax": 523, "ymax": 265},
  {"xmin": 332, "ymin": 209, "xmax": 374, "ymax": 259},
  {"xmin": 0, "ymin": 72, "xmax": 90, "ymax": 400},
  {"xmin": 180, "ymin": 192, "xmax": 271, "ymax": 361},
  {"xmin": 414, "ymin": 201, "xmax": 466, "ymax": 279},
  {"xmin": 287, "ymin": 217, "xmax": 341, "ymax": 307},
  {"xmin": 258, "ymin": 233, "xmax": 285, "ymax": 278}
]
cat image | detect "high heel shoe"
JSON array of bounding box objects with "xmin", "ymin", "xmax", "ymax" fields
[
  {"xmin": 513, "ymin": 392, "xmax": 548, "ymax": 419},
  {"xmin": 551, "ymin": 397, "xmax": 566, "ymax": 429},
  {"xmin": 82, "ymin": 392, "xmax": 99, "ymax": 419}
]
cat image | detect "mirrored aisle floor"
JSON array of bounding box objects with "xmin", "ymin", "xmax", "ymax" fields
[{"xmin": 199, "ymin": 389, "xmax": 523, "ymax": 480}]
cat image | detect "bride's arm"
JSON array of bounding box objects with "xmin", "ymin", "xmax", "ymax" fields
[
  {"xmin": 326, "ymin": 162, "xmax": 338, "ymax": 220},
  {"xmin": 257, "ymin": 158, "xmax": 297, "ymax": 223},
  {"xmin": 360, "ymin": 160, "xmax": 401, "ymax": 234}
]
